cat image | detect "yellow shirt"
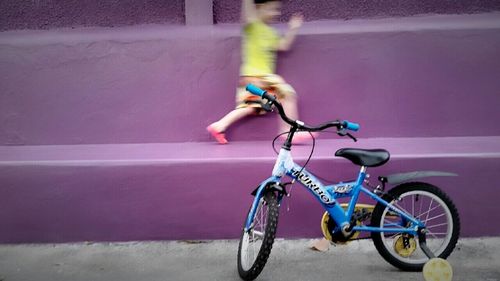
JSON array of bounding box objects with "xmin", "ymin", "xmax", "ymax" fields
[{"xmin": 240, "ymin": 21, "xmax": 280, "ymax": 76}]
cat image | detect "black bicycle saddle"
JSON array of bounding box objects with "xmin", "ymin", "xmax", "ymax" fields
[{"xmin": 335, "ymin": 148, "xmax": 390, "ymax": 167}]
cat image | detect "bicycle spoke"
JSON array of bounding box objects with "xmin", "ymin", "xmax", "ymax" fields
[
  {"xmin": 424, "ymin": 213, "xmax": 446, "ymax": 224},
  {"xmin": 424, "ymin": 198, "xmax": 434, "ymax": 224},
  {"xmin": 388, "ymin": 232, "xmax": 401, "ymax": 239},
  {"xmin": 252, "ymin": 237, "xmax": 256, "ymax": 259},
  {"xmin": 383, "ymin": 218, "xmax": 404, "ymax": 228},
  {"xmin": 260, "ymin": 206, "xmax": 264, "ymax": 227},
  {"xmin": 415, "ymin": 204, "xmax": 441, "ymax": 220},
  {"xmin": 418, "ymin": 195, "xmax": 424, "ymax": 219},
  {"xmin": 263, "ymin": 208, "xmax": 267, "ymax": 230},
  {"xmin": 253, "ymin": 230, "xmax": 264, "ymax": 239},
  {"xmin": 426, "ymin": 222, "xmax": 448, "ymax": 229},
  {"xmin": 426, "ymin": 232, "xmax": 448, "ymax": 236},
  {"xmin": 412, "ymin": 194, "xmax": 415, "ymax": 217},
  {"xmin": 392, "ymin": 202, "xmax": 414, "ymax": 220}
]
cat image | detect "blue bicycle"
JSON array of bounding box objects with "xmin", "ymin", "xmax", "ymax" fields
[{"xmin": 237, "ymin": 84, "xmax": 460, "ymax": 281}]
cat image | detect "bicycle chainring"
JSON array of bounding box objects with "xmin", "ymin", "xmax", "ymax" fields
[
  {"xmin": 320, "ymin": 212, "xmax": 358, "ymax": 244},
  {"xmin": 320, "ymin": 204, "xmax": 375, "ymax": 244}
]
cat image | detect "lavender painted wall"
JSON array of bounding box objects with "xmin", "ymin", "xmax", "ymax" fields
[
  {"xmin": 214, "ymin": 0, "xmax": 500, "ymax": 23},
  {"xmin": 1, "ymin": 17, "xmax": 500, "ymax": 145},
  {"xmin": 0, "ymin": 0, "xmax": 184, "ymax": 31},
  {"xmin": 1, "ymin": 6, "xmax": 499, "ymax": 244}
]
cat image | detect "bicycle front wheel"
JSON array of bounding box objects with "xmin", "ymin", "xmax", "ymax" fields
[
  {"xmin": 371, "ymin": 182, "xmax": 460, "ymax": 271},
  {"xmin": 237, "ymin": 192, "xmax": 280, "ymax": 281}
]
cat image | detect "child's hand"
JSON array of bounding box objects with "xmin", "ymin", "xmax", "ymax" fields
[{"xmin": 288, "ymin": 14, "xmax": 304, "ymax": 30}]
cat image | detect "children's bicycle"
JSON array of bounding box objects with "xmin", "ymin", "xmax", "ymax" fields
[{"xmin": 237, "ymin": 84, "xmax": 460, "ymax": 281}]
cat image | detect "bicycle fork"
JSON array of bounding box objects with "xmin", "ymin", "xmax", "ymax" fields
[{"xmin": 244, "ymin": 176, "xmax": 282, "ymax": 231}]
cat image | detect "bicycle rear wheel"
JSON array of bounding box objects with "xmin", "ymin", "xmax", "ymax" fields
[
  {"xmin": 371, "ymin": 182, "xmax": 460, "ymax": 271},
  {"xmin": 237, "ymin": 192, "xmax": 279, "ymax": 281}
]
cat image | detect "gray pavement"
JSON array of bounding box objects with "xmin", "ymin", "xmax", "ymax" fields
[{"xmin": 0, "ymin": 237, "xmax": 499, "ymax": 281}]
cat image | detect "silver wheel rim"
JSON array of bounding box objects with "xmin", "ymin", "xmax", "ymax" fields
[
  {"xmin": 241, "ymin": 198, "xmax": 268, "ymax": 271},
  {"xmin": 379, "ymin": 190, "xmax": 454, "ymax": 264}
]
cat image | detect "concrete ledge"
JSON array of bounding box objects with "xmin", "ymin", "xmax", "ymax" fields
[
  {"xmin": 1, "ymin": 136, "xmax": 499, "ymax": 243},
  {"xmin": 1, "ymin": 136, "xmax": 500, "ymax": 165}
]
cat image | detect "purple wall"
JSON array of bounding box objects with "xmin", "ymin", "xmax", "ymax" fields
[
  {"xmin": 214, "ymin": 0, "xmax": 500, "ymax": 23},
  {"xmin": 0, "ymin": 0, "xmax": 184, "ymax": 31},
  {"xmin": 1, "ymin": 14, "xmax": 500, "ymax": 243},
  {"xmin": 1, "ymin": 16, "xmax": 500, "ymax": 145}
]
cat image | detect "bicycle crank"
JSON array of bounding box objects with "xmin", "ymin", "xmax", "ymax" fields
[{"xmin": 321, "ymin": 203, "xmax": 374, "ymax": 244}]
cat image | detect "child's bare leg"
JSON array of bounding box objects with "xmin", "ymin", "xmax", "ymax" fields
[
  {"xmin": 209, "ymin": 107, "xmax": 256, "ymax": 133},
  {"xmin": 279, "ymin": 93, "xmax": 315, "ymax": 143},
  {"xmin": 279, "ymin": 93, "xmax": 298, "ymax": 133}
]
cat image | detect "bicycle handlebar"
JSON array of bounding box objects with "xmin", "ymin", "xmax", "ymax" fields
[
  {"xmin": 245, "ymin": 84, "xmax": 360, "ymax": 133},
  {"xmin": 342, "ymin": 120, "xmax": 360, "ymax": 132},
  {"xmin": 245, "ymin": 84, "xmax": 267, "ymax": 98}
]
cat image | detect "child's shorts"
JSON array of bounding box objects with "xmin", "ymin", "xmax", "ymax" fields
[{"xmin": 236, "ymin": 74, "xmax": 296, "ymax": 114}]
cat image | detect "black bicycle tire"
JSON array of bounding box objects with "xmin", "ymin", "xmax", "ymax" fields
[
  {"xmin": 370, "ymin": 182, "xmax": 460, "ymax": 271},
  {"xmin": 237, "ymin": 192, "xmax": 280, "ymax": 281}
]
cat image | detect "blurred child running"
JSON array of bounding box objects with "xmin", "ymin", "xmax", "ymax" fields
[{"xmin": 207, "ymin": 0, "xmax": 313, "ymax": 144}]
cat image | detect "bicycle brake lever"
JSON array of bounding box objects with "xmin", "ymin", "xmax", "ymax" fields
[
  {"xmin": 262, "ymin": 100, "xmax": 273, "ymax": 112},
  {"xmin": 346, "ymin": 133, "xmax": 358, "ymax": 142},
  {"xmin": 337, "ymin": 130, "xmax": 357, "ymax": 142}
]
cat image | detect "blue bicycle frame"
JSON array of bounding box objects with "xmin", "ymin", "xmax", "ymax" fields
[{"xmin": 245, "ymin": 148, "xmax": 425, "ymax": 236}]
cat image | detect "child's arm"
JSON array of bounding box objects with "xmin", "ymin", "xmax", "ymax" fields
[
  {"xmin": 277, "ymin": 14, "xmax": 303, "ymax": 51},
  {"xmin": 241, "ymin": 0, "xmax": 258, "ymax": 24}
]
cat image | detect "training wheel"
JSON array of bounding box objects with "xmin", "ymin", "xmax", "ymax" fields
[{"xmin": 422, "ymin": 258, "xmax": 453, "ymax": 281}]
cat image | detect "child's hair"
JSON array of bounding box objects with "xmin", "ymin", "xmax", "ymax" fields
[{"xmin": 254, "ymin": 0, "xmax": 279, "ymax": 4}]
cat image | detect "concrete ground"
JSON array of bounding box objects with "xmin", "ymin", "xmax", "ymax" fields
[{"xmin": 0, "ymin": 237, "xmax": 499, "ymax": 281}]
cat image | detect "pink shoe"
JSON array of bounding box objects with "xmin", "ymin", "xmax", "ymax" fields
[{"xmin": 207, "ymin": 125, "xmax": 228, "ymax": 144}]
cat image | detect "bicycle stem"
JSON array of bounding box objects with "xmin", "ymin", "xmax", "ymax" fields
[{"xmin": 282, "ymin": 125, "xmax": 297, "ymax": 150}]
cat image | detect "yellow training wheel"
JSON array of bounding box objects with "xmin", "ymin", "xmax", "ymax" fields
[{"xmin": 423, "ymin": 258, "xmax": 453, "ymax": 281}]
